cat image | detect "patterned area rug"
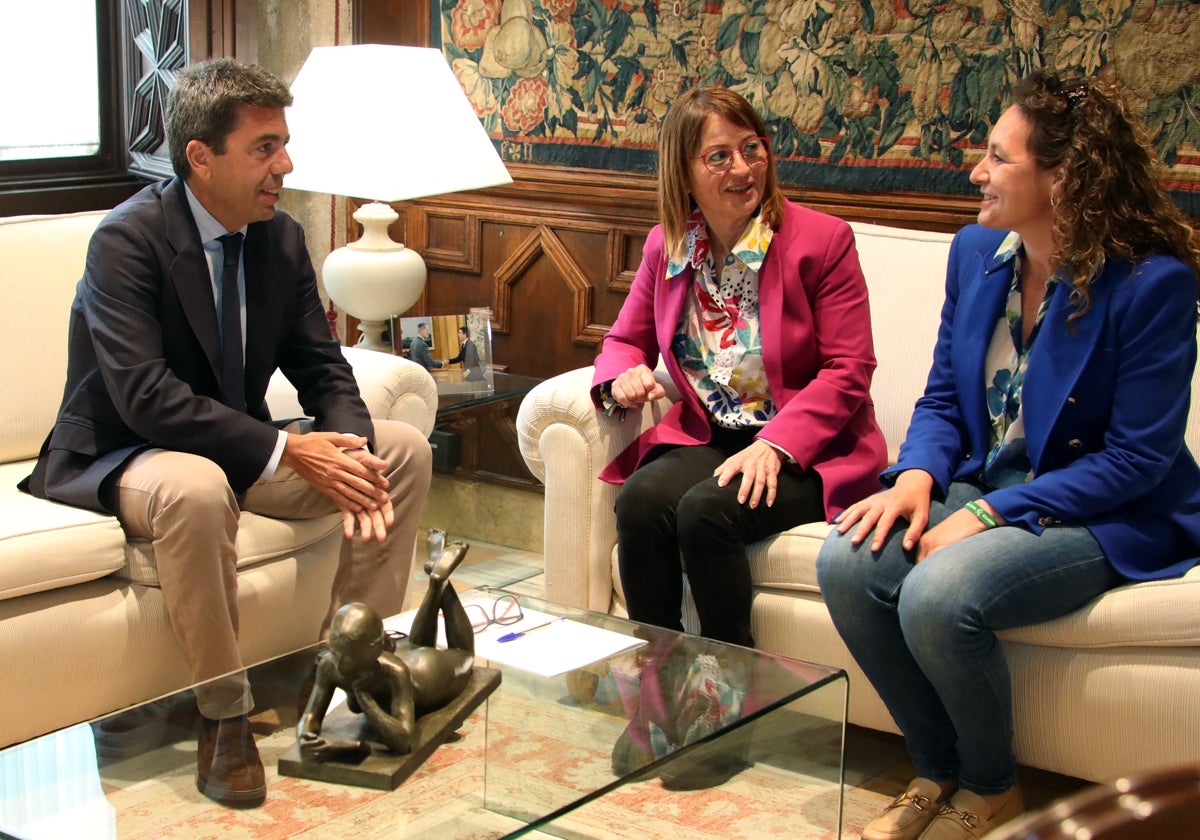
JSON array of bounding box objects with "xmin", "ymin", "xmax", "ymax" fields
[
  {"xmin": 2, "ymin": 553, "xmax": 911, "ymax": 839},
  {"xmin": 2, "ymin": 551, "xmax": 1088, "ymax": 839},
  {"xmin": 93, "ymin": 661, "xmax": 897, "ymax": 839}
]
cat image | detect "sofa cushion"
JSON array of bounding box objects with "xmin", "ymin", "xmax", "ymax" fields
[
  {"xmin": 119, "ymin": 510, "xmax": 344, "ymax": 586},
  {"xmin": 748, "ymin": 521, "xmax": 834, "ymax": 592},
  {"xmin": 1003, "ymin": 565, "xmax": 1200, "ymax": 648},
  {"xmin": 0, "ymin": 462, "xmax": 127, "ymax": 602},
  {"xmin": 610, "ymin": 514, "xmax": 1200, "ymax": 651},
  {"xmin": 0, "ymin": 211, "xmax": 107, "ymax": 466},
  {"xmin": 265, "ymin": 345, "xmax": 438, "ymax": 438}
]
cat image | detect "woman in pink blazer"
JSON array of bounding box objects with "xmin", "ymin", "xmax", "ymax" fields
[{"xmin": 591, "ymin": 87, "xmax": 886, "ymax": 647}]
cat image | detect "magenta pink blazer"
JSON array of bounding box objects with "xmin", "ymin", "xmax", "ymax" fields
[{"xmin": 592, "ymin": 199, "xmax": 887, "ymax": 521}]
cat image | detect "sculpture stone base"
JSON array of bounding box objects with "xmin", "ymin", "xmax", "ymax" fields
[{"xmin": 279, "ymin": 666, "xmax": 501, "ymax": 791}]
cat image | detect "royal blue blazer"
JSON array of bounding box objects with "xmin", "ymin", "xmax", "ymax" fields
[{"xmin": 891, "ymin": 224, "xmax": 1200, "ymax": 581}]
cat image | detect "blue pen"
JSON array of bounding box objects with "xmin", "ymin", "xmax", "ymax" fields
[{"xmin": 497, "ymin": 617, "xmax": 562, "ymax": 643}]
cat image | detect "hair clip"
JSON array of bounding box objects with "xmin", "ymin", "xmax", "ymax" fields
[{"xmin": 1060, "ymin": 84, "xmax": 1089, "ymax": 112}]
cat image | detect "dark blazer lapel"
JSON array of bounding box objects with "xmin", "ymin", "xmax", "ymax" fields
[{"xmin": 162, "ymin": 180, "xmax": 222, "ymax": 377}]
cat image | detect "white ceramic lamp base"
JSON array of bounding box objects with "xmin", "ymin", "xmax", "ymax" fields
[{"xmin": 322, "ymin": 202, "xmax": 426, "ymax": 353}]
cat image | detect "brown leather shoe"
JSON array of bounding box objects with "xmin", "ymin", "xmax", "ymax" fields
[{"xmin": 196, "ymin": 714, "xmax": 266, "ymax": 808}]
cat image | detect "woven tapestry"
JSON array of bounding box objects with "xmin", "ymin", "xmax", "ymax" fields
[{"xmin": 440, "ymin": 0, "xmax": 1198, "ymax": 214}]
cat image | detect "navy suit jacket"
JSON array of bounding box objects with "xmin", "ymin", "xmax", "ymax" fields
[
  {"xmin": 23, "ymin": 178, "xmax": 373, "ymax": 514},
  {"xmin": 891, "ymin": 224, "xmax": 1200, "ymax": 581},
  {"xmin": 447, "ymin": 338, "xmax": 483, "ymax": 379}
]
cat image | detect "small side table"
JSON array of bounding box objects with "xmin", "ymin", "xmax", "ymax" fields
[{"xmin": 432, "ymin": 372, "xmax": 543, "ymax": 489}]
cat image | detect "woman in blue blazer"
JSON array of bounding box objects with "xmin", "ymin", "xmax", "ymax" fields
[{"xmin": 818, "ymin": 71, "xmax": 1200, "ymax": 840}]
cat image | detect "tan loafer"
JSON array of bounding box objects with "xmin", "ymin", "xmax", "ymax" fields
[
  {"xmin": 919, "ymin": 787, "xmax": 1024, "ymax": 839},
  {"xmin": 862, "ymin": 777, "xmax": 949, "ymax": 840}
]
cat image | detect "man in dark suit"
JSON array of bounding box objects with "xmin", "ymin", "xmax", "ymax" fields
[
  {"xmin": 21, "ymin": 59, "xmax": 432, "ymax": 808},
  {"xmin": 447, "ymin": 325, "xmax": 485, "ymax": 381},
  {"xmin": 408, "ymin": 321, "xmax": 442, "ymax": 371}
]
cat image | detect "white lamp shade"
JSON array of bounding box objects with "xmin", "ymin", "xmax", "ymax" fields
[{"xmin": 284, "ymin": 44, "xmax": 513, "ymax": 203}]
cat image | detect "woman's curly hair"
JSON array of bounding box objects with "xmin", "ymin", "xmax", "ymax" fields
[{"xmin": 1011, "ymin": 70, "xmax": 1199, "ymax": 313}]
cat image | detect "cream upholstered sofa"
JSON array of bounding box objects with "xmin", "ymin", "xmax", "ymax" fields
[
  {"xmin": 517, "ymin": 220, "xmax": 1200, "ymax": 784},
  {"xmin": 0, "ymin": 210, "xmax": 437, "ymax": 749}
]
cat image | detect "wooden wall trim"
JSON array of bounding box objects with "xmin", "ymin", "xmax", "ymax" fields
[
  {"xmin": 492, "ymin": 225, "xmax": 598, "ymax": 345},
  {"xmin": 435, "ymin": 162, "xmax": 978, "ymax": 234},
  {"xmin": 374, "ymin": 160, "xmax": 982, "ymax": 379},
  {"xmin": 188, "ymin": 0, "xmax": 247, "ymax": 61},
  {"xmin": 791, "ymin": 185, "xmax": 982, "ymax": 233},
  {"xmin": 354, "ymin": 0, "xmax": 431, "ymax": 48},
  {"xmin": 421, "ymin": 210, "xmax": 480, "ymax": 272}
]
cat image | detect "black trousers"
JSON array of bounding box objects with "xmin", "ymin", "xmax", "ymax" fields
[{"xmin": 614, "ymin": 425, "xmax": 824, "ymax": 647}]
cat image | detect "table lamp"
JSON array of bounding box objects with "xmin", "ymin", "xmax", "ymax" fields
[{"xmin": 284, "ymin": 44, "xmax": 512, "ymax": 352}]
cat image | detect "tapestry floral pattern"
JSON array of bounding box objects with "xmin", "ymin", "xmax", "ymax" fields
[{"xmin": 441, "ymin": 0, "xmax": 1198, "ymax": 207}]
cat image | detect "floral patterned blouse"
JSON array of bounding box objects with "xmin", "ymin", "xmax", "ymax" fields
[
  {"xmin": 981, "ymin": 232, "xmax": 1060, "ymax": 489},
  {"xmin": 668, "ymin": 210, "xmax": 776, "ymax": 430}
]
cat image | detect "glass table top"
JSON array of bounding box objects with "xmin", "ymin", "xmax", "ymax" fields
[
  {"xmin": 0, "ymin": 591, "xmax": 847, "ymax": 839},
  {"xmin": 435, "ymin": 372, "xmax": 543, "ymax": 413}
]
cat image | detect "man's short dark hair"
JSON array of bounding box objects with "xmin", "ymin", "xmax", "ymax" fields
[
  {"xmin": 166, "ymin": 58, "xmax": 293, "ymax": 180},
  {"xmin": 459, "ymin": 326, "xmax": 469, "ymax": 337},
  {"xmin": 417, "ymin": 322, "xmax": 427, "ymax": 330}
]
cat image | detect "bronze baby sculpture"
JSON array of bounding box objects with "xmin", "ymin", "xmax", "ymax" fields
[{"xmin": 286, "ymin": 540, "xmax": 500, "ymax": 789}]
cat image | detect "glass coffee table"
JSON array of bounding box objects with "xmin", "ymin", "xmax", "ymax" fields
[{"xmin": 0, "ymin": 592, "xmax": 847, "ymax": 839}]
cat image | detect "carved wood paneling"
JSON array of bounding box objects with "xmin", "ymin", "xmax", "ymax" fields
[
  {"xmin": 387, "ymin": 162, "xmax": 979, "ymax": 381},
  {"xmin": 491, "ymin": 225, "xmax": 595, "ymax": 345},
  {"xmin": 186, "ymin": 0, "xmax": 253, "ymax": 62},
  {"xmin": 121, "ymin": 0, "xmax": 257, "ymax": 181},
  {"xmin": 423, "ymin": 210, "xmax": 480, "ymax": 273},
  {"xmin": 354, "ymin": 0, "xmax": 431, "ymax": 48},
  {"xmin": 435, "ymin": 395, "xmax": 538, "ymax": 490},
  {"xmin": 607, "ymin": 227, "xmax": 646, "ymax": 294},
  {"xmin": 124, "ymin": 0, "xmax": 187, "ymax": 179}
]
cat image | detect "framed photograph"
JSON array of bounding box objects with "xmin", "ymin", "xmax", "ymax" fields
[
  {"xmin": 396, "ymin": 316, "xmax": 434, "ymax": 354},
  {"xmin": 396, "ymin": 311, "xmax": 494, "ymax": 396}
]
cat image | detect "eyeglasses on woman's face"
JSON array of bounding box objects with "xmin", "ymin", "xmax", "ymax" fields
[
  {"xmin": 695, "ymin": 136, "xmax": 770, "ymax": 174},
  {"xmin": 463, "ymin": 593, "xmax": 524, "ymax": 634}
]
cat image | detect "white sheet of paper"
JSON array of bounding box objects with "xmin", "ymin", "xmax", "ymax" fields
[{"xmin": 385, "ymin": 597, "xmax": 646, "ymax": 678}]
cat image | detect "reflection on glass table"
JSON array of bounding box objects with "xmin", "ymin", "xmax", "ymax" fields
[
  {"xmin": 477, "ymin": 591, "xmax": 848, "ymax": 839},
  {"xmin": 0, "ymin": 591, "xmax": 847, "ymax": 839}
]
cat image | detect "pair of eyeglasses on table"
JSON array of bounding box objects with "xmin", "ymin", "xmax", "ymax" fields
[{"xmin": 463, "ymin": 592, "xmax": 524, "ymax": 634}]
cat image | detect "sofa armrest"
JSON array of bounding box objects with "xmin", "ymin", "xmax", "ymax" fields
[
  {"xmin": 265, "ymin": 345, "xmax": 438, "ymax": 437},
  {"xmin": 517, "ymin": 365, "xmax": 679, "ymax": 613}
]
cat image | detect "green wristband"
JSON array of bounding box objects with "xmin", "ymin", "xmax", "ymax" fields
[{"xmin": 965, "ymin": 500, "xmax": 999, "ymax": 529}]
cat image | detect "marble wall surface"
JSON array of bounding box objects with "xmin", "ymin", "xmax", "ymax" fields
[{"xmin": 257, "ymin": 0, "xmax": 352, "ymax": 336}]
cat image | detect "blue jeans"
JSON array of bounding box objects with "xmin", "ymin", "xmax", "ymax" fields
[{"xmin": 816, "ymin": 480, "xmax": 1123, "ymax": 795}]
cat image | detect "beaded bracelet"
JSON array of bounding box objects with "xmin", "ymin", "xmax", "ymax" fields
[{"xmin": 965, "ymin": 500, "xmax": 999, "ymax": 529}]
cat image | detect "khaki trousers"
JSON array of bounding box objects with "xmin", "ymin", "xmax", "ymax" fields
[{"xmin": 113, "ymin": 419, "xmax": 432, "ymax": 719}]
